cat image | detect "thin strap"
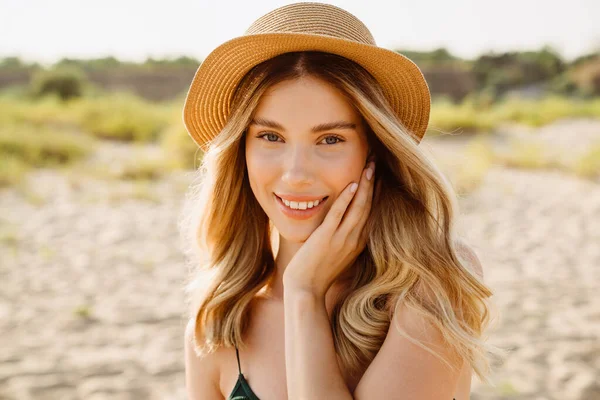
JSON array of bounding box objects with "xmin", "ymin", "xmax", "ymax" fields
[{"xmin": 235, "ymin": 345, "xmax": 242, "ymax": 375}]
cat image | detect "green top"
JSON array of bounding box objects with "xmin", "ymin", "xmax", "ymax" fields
[
  {"xmin": 228, "ymin": 346, "xmax": 260, "ymax": 400},
  {"xmin": 227, "ymin": 346, "xmax": 456, "ymax": 400}
]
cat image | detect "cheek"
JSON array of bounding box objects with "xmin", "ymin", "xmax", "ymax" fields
[
  {"xmin": 246, "ymin": 149, "xmax": 279, "ymax": 195},
  {"xmin": 318, "ymin": 152, "xmax": 365, "ymax": 189},
  {"xmin": 246, "ymin": 141, "xmax": 281, "ymax": 169}
]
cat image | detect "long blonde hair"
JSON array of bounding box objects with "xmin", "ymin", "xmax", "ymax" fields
[{"xmin": 180, "ymin": 51, "xmax": 501, "ymax": 384}]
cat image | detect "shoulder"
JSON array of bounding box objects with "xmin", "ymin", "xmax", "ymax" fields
[
  {"xmin": 454, "ymin": 239, "xmax": 484, "ymax": 281},
  {"xmin": 355, "ymin": 290, "xmax": 466, "ymax": 398},
  {"xmin": 184, "ymin": 318, "xmax": 223, "ymax": 399}
]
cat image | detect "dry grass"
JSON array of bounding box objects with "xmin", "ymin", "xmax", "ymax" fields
[
  {"xmin": 568, "ymin": 141, "xmax": 600, "ymax": 178},
  {"xmin": 429, "ymin": 96, "xmax": 600, "ymax": 137},
  {"xmin": 0, "ymin": 123, "xmax": 95, "ymax": 187},
  {"xmin": 452, "ymin": 136, "xmax": 497, "ymax": 195},
  {"xmin": 159, "ymin": 116, "xmax": 203, "ymax": 170}
]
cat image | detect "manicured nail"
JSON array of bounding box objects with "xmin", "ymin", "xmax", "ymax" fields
[
  {"xmin": 366, "ymin": 167, "xmax": 373, "ymax": 181},
  {"xmin": 350, "ymin": 183, "xmax": 358, "ymax": 193}
]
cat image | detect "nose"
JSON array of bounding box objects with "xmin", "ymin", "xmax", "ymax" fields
[{"xmin": 281, "ymin": 144, "xmax": 315, "ymax": 187}]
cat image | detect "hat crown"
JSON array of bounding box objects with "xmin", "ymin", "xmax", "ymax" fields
[{"xmin": 245, "ymin": 2, "xmax": 376, "ymax": 46}]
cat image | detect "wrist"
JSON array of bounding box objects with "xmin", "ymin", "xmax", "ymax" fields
[
  {"xmin": 283, "ymin": 281, "xmax": 328, "ymax": 300},
  {"xmin": 283, "ymin": 287, "xmax": 326, "ymax": 317}
]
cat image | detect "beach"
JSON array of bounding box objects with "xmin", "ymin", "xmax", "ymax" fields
[{"xmin": 1, "ymin": 119, "xmax": 599, "ymax": 399}]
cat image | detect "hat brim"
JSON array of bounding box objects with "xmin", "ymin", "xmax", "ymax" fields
[{"xmin": 183, "ymin": 32, "xmax": 431, "ymax": 151}]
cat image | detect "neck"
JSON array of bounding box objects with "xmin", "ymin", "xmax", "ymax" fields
[{"xmin": 265, "ymin": 233, "xmax": 303, "ymax": 301}]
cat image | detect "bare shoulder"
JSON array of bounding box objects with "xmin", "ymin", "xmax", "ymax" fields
[
  {"xmin": 454, "ymin": 239, "xmax": 484, "ymax": 281},
  {"xmin": 184, "ymin": 318, "xmax": 223, "ymax": 400}
]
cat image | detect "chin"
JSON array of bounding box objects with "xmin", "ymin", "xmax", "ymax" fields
[{"xmin": 274, "ymin": 223, "xmax": 317, "ymax": 243}]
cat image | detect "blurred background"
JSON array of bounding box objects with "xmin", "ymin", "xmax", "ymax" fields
[{"xmin": 0, "ymin": 0, "xmax": 598, "ymax": 399}]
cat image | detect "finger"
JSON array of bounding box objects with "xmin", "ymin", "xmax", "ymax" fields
[
  {"xmin": 321, "ymin": 180, "xmax": 359, "ymax": 233},
  {"xmin": 339, "ymin": 162, "xmax": 375, "ymax": 237},
  {"xmin": 349, "ymin": 174, "xmax": 375, "ymax": 248},
  {"xmin": 357, "ymin": 162, "xmax": 376, "ymax": 225},
  {"xmin": 357, "ymin": 176, "xmax": 380, "ymax": 248}
]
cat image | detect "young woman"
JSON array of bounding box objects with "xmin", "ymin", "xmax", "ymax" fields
[{"xmin": 180, "ymin": 3, "xmax": 499, "ymax": 399}]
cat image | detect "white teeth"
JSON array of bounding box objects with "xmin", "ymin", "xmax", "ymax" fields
[{"xmin": 279, "ymin": 196, "xmax": 324, "ymax": 210}]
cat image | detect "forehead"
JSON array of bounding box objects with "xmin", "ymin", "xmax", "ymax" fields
[{"xmin": 253, "ymin": 76, "xmax": 361, "ymax": 123}]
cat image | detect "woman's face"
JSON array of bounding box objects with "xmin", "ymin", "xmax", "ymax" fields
[{"xmin": 245, "ymin": 75, "xmax": 370, "ymax": 243}]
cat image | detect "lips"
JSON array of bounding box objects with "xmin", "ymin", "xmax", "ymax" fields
[
  {"xmin": 275, "ymin": 194, "xmax": 328, "ymax": 207},
  {"xmin": 273, "ymin": 193, "xmax": 328, "ymax": 220}
]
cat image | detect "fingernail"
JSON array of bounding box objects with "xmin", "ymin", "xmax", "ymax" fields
[
  {"xmin": 350, "ymin": 183, "xmax": 358, "ymax": 193},
  {"xmin": 366, "ymin": 167, "xmax": 373, "ymax": 181}
]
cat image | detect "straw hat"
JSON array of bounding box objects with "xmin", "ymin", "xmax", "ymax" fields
[{"xmin": 183, "ymin": 2, "xmax": 430, "ymax": 151}]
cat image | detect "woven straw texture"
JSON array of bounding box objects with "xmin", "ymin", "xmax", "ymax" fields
[{"xmin": 183, "ymin": 2, "xmax": 430, "ymax": 151}]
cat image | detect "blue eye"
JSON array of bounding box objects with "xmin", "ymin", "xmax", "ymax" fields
[
  {"xmin": 322, "ymin": 135, "xmax": 343, "ymax": 145},
  {"xmin": 255, "ymin": 132, "xmax": 345, "ymax": 145},
  {"xmin": 256, "ymin": 132, "xmax": 282, "ymax": 142}
]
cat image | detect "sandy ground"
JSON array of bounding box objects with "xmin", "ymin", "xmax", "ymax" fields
[{"xmin": 1, "ymin": 119, "xmax": 599, "ymax": 400}]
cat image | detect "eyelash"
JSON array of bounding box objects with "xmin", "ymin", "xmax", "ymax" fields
[{"xmin": 256, "ymin": 132, "xmax": 345, "ymax": 145}]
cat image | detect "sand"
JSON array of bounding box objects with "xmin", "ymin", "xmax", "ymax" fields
[{"xmin": 1, "ymin": 119, "xmax": 598, "ymax": 399}]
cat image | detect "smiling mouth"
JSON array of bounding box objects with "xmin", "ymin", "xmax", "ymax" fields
[{"xmin": 275, "ymin": 194, "xmax": 329, "ymax": 210}]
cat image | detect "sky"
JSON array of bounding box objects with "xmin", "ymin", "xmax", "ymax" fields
[{"xmin": 1, "ymin": 0, "xmax": 599, "ymax": 65}]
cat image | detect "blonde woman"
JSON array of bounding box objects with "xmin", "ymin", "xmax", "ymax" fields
[{"xmin": 181, "ymin": 3, "xmax": 499, "ymax": 399}]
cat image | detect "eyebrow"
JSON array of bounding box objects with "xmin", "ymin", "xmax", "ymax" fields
[{"xmin": 249, "ymin": 117, "xmax": 357, "ymax": 133}]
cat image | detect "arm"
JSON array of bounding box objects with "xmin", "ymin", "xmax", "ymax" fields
[
  {"xmin": 284, "ymin": 242, "xmax": 484, "ymax": 400},
  {"xmin": 284, "ymin": 287, "xmax": 464, "ymax": 400},
  {"xmin": 284, "ymin": 288, "xmax": 353, "ymax": 400},
  {"xmin": 354, "ymin": 241, "xmax": 484, "ymax": 399},
  {"xmin": 352, "ymin": 299, "xmax": 464, "ymax": 399},
  {"xmin": 184, "ymin": 318, "xmax": 223, "ymax": 400}
]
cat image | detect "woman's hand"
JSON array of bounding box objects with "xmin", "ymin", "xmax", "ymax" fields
[{"xmin": 282, "ymin": 160, "xmax": 376, "ymax": 298}]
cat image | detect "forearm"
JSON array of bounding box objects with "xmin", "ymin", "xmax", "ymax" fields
[{"xmin": 284, "ymin": 288, "xmax": 353, "ymax": 400}]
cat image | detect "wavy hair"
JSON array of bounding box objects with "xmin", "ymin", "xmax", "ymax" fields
[{"xmin": 180, "ymin": 51, "xmax": 503, "ymax": 384}]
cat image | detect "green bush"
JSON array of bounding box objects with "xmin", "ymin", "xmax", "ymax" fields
[
  {"xmin": 428, "ymin": 95, "xmax": 600, "ymax": 134},
  {"xmin": 160, "ymin": 117, "xmax": 203, "ymax": 169},
  {"xmin": 30, "ymin": 66, "xmax": 88, "ymax": 101},
  {"xmin": 0, "ymin": 123, "xmax": 95, "ymax": 168},
  {"xmin": 0, "ymin": 96, "xmax": 79, "ymax": 128},
  {"xmin": 569, "ymin": 57, "xmax": 600, "ymax": 96},
  {"xmin": 0, "ymin": 94, "xmax": 173, "ymax": 143},
  {"xmin": 72, "ymin": 93, "xmax": 170, "ymax": 142},
  {"xmin": 428, "ymin": 98, "xmax": 498, "ymax": 134},
  {"xmin": 472, "ymin": 47, "xmax": 565, "ymax": 95},
  {"xmin": 493, "ymin": 96, "xmax": 600, "ymax": 126}
]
